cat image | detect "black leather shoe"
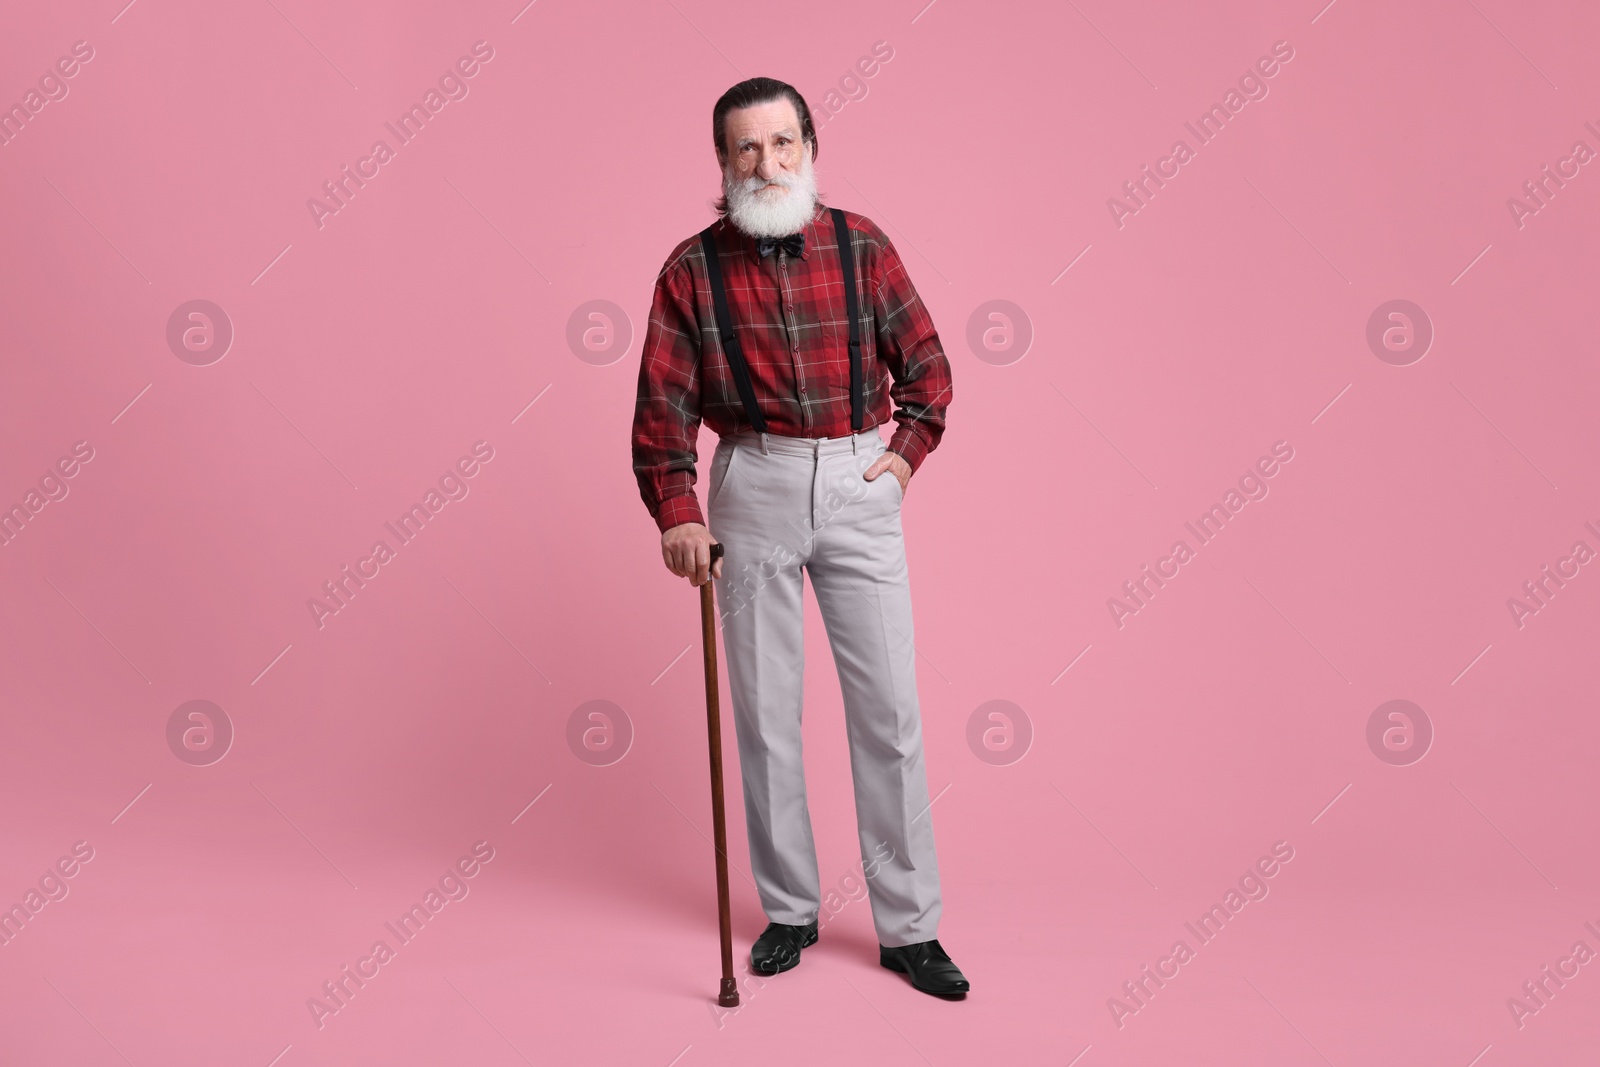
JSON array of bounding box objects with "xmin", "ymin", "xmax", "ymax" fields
[
  {"xmin": 750, "ymin": 920, "xmax": 818, "ymax": 974},
  {"xmin": 880, "ymin": 938, "xmax": 970, "ymax": 997}
]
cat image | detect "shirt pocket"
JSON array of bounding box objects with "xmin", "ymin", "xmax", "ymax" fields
[{"xmin": 822, "ymin": 277, "xmax": 877, "ymax": 394}]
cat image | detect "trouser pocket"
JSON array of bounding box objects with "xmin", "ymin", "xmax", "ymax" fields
[{"xmin": 707, "ymin": 440, "xmax": 739, "ymax": 511}]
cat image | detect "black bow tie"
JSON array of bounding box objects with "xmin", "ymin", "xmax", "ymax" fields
[{"xmin": 756, "ymin": 233, "xmax": 805, "ymax": 259}]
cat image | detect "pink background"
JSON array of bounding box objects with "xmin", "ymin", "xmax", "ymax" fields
[{"xmin": 3, "ymin": 0, "xmax": 1598, "ymax": 1063}]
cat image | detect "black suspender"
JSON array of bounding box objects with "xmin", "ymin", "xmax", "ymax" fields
[
  {"xmin": 699, "ymin": 224, "xmax": 769, "ymax": 433},
  {"xmin": 697, "ymin": 207, "xmax": 862, "ymax": 435},
  {"xmin": 831, "ymin": 207, "xmax": 864, "ymax": 432}
]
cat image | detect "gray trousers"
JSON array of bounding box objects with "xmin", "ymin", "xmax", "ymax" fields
[{"xmin": 705, "ymin": 425, "xmax": 942, "ymax": 948}]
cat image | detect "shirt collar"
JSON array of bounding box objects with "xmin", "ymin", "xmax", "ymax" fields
[{"xmin": 721, "ymin": 202, "xmax": 823, "ymax": 262}]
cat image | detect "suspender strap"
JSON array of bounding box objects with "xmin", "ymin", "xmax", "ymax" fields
[
  {"xmin": 699, "ymin": 225, "xmax": 768, "ymax": 433},
  {"xmin": 831, "ymin": 207, "xmax": 864, "ymax": 432}
]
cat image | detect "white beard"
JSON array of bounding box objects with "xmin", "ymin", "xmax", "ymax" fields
[{"xmin": 722, "ymin": 150, "xmax": 820, "ymax": 238}]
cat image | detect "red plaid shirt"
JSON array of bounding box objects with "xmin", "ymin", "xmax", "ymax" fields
[{"xmin": 631, "ymin": 203, "xmax": 954, "ymax": 533}]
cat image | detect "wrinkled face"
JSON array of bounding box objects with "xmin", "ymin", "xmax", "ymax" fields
[{"xmin": 719, "ymin": 98, "xmax": 808, "ymax": 198}]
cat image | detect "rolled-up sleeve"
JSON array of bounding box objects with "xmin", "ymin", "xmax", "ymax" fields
[
  {"xmin": 632, "ymin": 256, "xmax": 706, "ymax": 533},
  {"xmin": 868, "ymin": 222, "xmax": 952, "ymax": 474}
]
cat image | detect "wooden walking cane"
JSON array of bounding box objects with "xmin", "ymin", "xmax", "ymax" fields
[{"xmin": 700, "ymin": 541, "xmax": 740, "ymax": 1007}]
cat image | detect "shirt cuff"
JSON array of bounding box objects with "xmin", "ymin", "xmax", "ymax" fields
[
  {"xmin": 655, "ymin": 491, "xmax": 705, "ymax": 533},
  {"xmin": 887, "ymin": 423, "xmax": 932, "ymax": 474}
]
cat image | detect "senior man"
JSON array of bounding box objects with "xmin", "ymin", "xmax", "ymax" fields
[{"xmin": 631, "ymin": 76, "xmax": 967, "ymax": 998}]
